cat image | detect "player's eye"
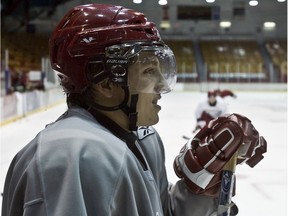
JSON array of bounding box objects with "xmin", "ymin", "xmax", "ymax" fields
[{"xmin": 143, "ymin": 68, "xmax": 156, "ymax": 76}]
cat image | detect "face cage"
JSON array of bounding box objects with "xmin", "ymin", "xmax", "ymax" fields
[{"xmin": 105, "ymin": 41, "xmax": 177, "ymax": 94}]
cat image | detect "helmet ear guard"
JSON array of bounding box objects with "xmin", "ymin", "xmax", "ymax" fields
[
  {"xmin": 86, "ymin": 61, "xmax": 106, "ymax": 84},
  {"xmin": 106, "ymin": 58, "xmax": 129, "ymax": 86},
  {"xmin": 84, "ymin": 56, "xmax": 130, "ymax": 112},
  {"xmin": 85, "ymin": 57, "xmax": 129, "ymax": 87},
  {"xmin": 103, "ymin": 43, "xmax": 142, "ymax": 86}
]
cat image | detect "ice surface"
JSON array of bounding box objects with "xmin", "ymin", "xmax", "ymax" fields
[{"xmin": 1, "ymin": 90, "xmax": 287, "ymax": 215}]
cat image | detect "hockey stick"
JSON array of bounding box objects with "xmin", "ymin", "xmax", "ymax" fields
[
  {"xmin": 182, "ymin": 126, "xmax": 202, "ymax": 140},
  {"xmin": 217, "ymin": 152, "xmax": 238, "ymax": 216},
  {"xmin": 182, "ymin": 135, "xmax": 191, "ymax": 140}
]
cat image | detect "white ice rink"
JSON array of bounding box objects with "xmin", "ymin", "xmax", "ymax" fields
[{"xmin": 1, "ymin": 90, "xmax": 287, "ymax": 215}]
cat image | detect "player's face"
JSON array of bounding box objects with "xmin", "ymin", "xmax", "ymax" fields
[
  {"xmin": 128, "ymin": 54, "xmax": 163, "ymax": 126},
  {"xmin": 136, "ymin": 92, "xmax": 161, "ymax": 126},
  {"xmin": 208, "ymin": 95, "xmax": 216, "ymax": 104},
  {"xmin": 128, "ymin": 53, "xmax": 169, "ymax": 94}
]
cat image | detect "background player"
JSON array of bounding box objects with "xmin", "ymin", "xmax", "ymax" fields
[{"xmin": 194, "ymin": 90, "xmax": 228, "ymax": 132}]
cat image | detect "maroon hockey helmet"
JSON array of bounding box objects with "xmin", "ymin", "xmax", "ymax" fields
[
  {"xmin": 49, "ymin": 3, "xmax": 162, "ymax": 93},
  {"xmin": 208, "ymin": 90, "xmax": 216, "ymax": 97}
]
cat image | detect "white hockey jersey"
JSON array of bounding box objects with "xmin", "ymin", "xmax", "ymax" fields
[
  {"xmin": 2, "ymin": 107, "xmax": 219, "ymax": 216},
  {"xmin": 195, "ymin": 97, "xmax": 228, "ymax": 123}
]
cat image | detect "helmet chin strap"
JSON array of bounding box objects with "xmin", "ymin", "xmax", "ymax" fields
[
  {"xmin": 85, "ymin": 85, "xmax": 139, "ymax": 131},
  {"xmin": 121, "ymin": 93, "xmax": 139, "ymax": 131}
]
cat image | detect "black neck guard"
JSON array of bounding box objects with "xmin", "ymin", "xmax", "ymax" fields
[{"xmin": 88, "ymin": 108, "xmax": 148, "ymax": 170}]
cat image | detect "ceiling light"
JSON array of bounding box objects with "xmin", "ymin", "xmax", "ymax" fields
[
  {"xmin": 277, "ymin": 0, "xmax": 286, "ymax": 2},
  {"xmin": 158, "ymin": 0, "xmax": 167, "ymax": 6},
  {"xmin": 160, "ymin": 5, "xmax": 170, "ymax": 29},
  {"xmin": 206, "ymin": 0, "xmax": 215, "ymax": 3},
  {"xmin": 220, "ymin": 21, "xmax": 231, "ymax": 28},
  {"xmin": 160, "ymin": 20, "xmax": 171, "ymax": 29},
  {"xmin": 133, "ymin": 0, "xmax": 142, "ymax": 3},
  {"xmin": 263, "ymin": 22, "xmax": 276, "ymax": 30},
  {"xmin": 249, "ymin": 0, "xmax": 258, "ymax": 6}
]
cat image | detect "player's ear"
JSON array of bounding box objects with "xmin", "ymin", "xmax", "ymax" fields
[{"xmin": 93, "ymin": 79, "xmax": 114, "ymax": 98}]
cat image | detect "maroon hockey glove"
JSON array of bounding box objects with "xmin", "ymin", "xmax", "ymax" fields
[{"xmin": 174, "ymin": 113, "xmax": 267, "ymax": 197}]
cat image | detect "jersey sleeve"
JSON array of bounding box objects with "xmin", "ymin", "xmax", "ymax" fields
[{"xmin": 169, "ymin": 180, "xmax": 218, "ymax": 216}]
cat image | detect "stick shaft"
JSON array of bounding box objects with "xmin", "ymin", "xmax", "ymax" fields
[{"xmin": 217, "ymin": 153, "xmax": 237, "ymax": 216}]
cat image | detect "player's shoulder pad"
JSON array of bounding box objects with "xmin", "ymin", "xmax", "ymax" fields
[{"xmin": 136, "ymin": 126, "xmax": 155, "ymax": 140}]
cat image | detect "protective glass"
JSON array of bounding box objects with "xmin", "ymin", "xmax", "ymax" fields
[
  {"xmin": 128, "ymin": 45, "xmax": 177, "ymax": 94},
  {"xmin": 106, "ymin": 42, "xmax": 177, "ymax": 94}
]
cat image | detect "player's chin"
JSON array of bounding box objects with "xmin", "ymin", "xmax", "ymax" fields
[
  {"xmin": 138, "ymin": 112, "xmax": 160, "ymax": 126},
  {"xmin": 150, "ymin": 107, "xmax": 161, "ymax": 124},
  {"xmin": 150, "ymin": 115, "xmax": 160, "ymax": 125}
]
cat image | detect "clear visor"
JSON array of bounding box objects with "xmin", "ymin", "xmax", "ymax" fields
[{"xmin": 127, "ymin": 45, "xmax": 177, "ymax": 94}]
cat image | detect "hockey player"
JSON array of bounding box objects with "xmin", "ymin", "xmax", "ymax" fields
[
  {"xmin": 194, "ymin": 90, "xmax": 228, "ymax": 132},
  {"xmin": 2, "ymin": 4, "xmax": 267, "ymax": 216}
]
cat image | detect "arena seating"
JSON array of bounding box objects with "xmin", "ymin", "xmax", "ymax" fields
[
  {"xmin": 265, "ymin": 40, "xmax": 287, "ymax": 82},
  {"xmin": 200, "ymin": 40, "xmax": 266, "ymax": 82},
  {"xmin": 1, "ymin": 32, "xmax": 49, "ymax": 91},
  {"xmin": 1, "ymin": 32, "xmax": 49, "ymax": 73},
  {"xmin": 1, "ymin": 32, "xmax": 286, "ymax": 87},
  {"xmin": 164, "ymin": 40, "xmax": 198, "ymax": 82}
]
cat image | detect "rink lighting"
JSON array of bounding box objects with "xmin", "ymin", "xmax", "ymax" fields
[
  {"xmin": 206, "ymin": 0, "xmax": 215, "ymax": 3},
  {"xmin": 160, "ymin": 20, "xmax": 171, "ymax": 29},
  {"xmin": 277, "ymin": 0, "xmax": 286, "ymax": 2},
  {"xmin": 133, "ymin": 0, "xmax": 142, "ymax": 3},
  {"xmin": 263, "ymin": 22, "xmax": 276, "ymax": 30},
  {"xmin": 220, "ymin": 21, "xmax": 231, "ymax": 28},
  {"xmin": 158, "ymin": 0, "xmax": 167, "ymax": 6},
  {"xmin": 249, "ymin": 0, "xmax": 258, "ymax": 6}
]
